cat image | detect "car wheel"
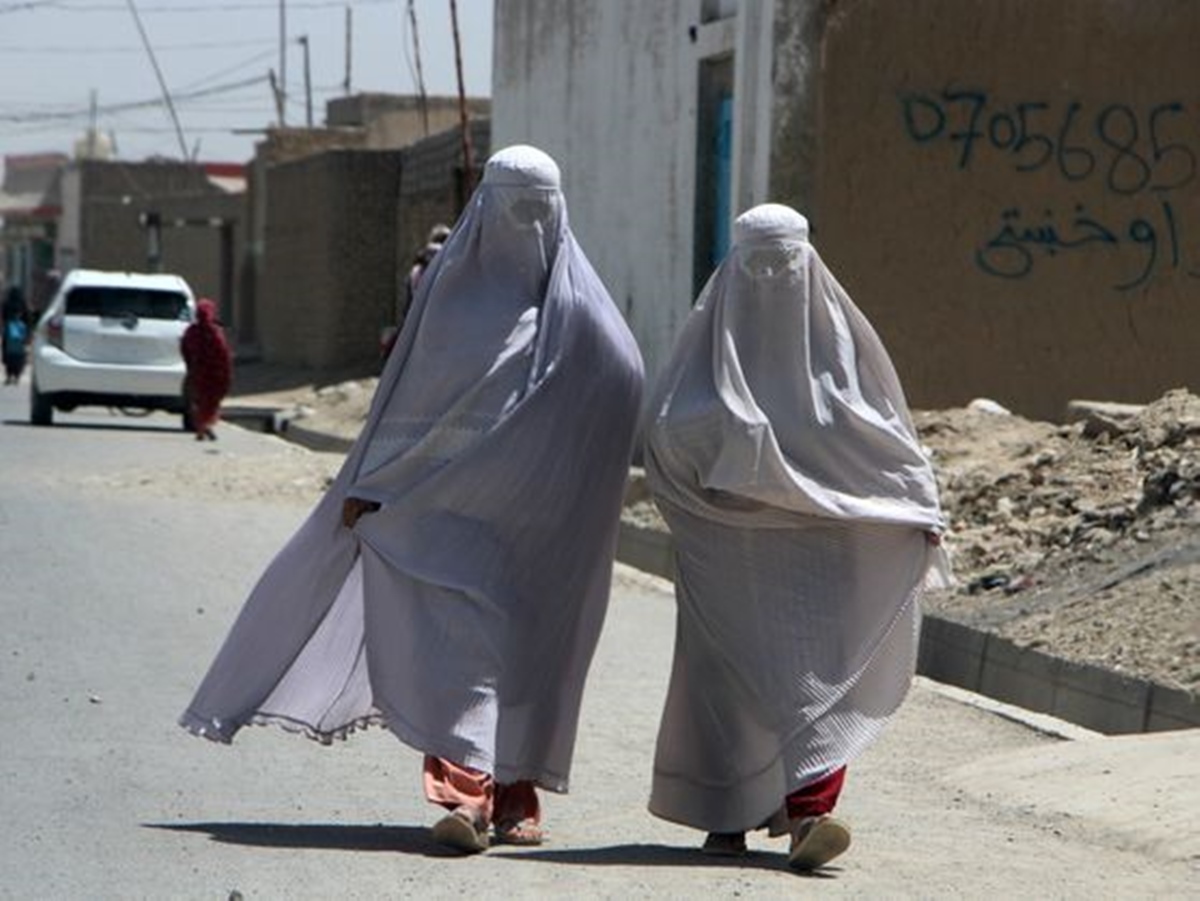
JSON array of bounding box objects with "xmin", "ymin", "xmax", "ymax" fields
[{"xmin": 30, "ymin": 381, "xmax": 53, "ymax": 426}]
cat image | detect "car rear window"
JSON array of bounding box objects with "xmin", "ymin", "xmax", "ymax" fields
[{"xmin": 66, "ymin": 287, "xmax": 190, "ymax": 321}]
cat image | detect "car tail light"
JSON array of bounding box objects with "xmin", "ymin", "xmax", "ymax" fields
[{"xmin": 46, "ymin": 315, "xmax": 64, "ymax": 349}]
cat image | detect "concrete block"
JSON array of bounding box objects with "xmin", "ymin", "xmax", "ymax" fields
[
  {"xmin": 616, "ymin": 522, "xmax": 674, "ymax": 582},
  {"xmin": 1146, "ymin": 683, "xmax": 1200, "ymax": 731},
  {"xmin": 279, "ymin": 419, "xmax": 355, "ymax": 454},
  {"xmin": 917, "ymin": 615, "xmax": 987, "ymax": 693},
  {"xmin": 1051, "ymin": 658, "xmax": 1151, "ymax": 735},
  {"xmin": 218, "ymin": 404, "xmax": 280, "ymax": 434},
  {"xmin": 978, "ymin": 636, "xmax": 1062, "ymax": 714}
]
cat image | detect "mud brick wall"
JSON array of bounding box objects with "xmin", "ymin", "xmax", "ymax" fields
[
  {"xmin": 811, "ymin": 0, "xmax": 1200, "ymax": 419},
  {"xmin": 257, "ymin": 149, "xmax": 401, "ymax": 368}
]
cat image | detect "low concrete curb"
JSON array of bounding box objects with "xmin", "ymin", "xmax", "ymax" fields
[
  {"xmin": 276, "ymin": 418, "xmax": 356, "ymax": 454},
  {"xmin": 221, "ymin": 405, "xmax": 356, "ymax": 454},
  {"xmin": 616, "ymin": 521, "xmax": 1200, "ymax": 736},
  {"xmin": 220, "ymin": 404, "xmax": 287, "ymax": 435}
]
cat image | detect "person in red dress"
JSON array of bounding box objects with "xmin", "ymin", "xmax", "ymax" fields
[{"xmin": 180, "ymin": 298, "xmax": 233, "ymax": 440}]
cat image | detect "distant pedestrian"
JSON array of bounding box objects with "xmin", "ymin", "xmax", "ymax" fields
[
  {"xmin": 642, "ymin": 204, "xmax": 951, "ymax": 871},
  {"xmin": 180, "ymin": 298, "xmax": 232, "ymax": 440},
  {"xmin": 382, "ymin": 223, "xmax": 454, "ymax": 362},
  {"xmin": 34, "ymin": 268, "xmax": 62, "ymax": 323},
  {"xmin": 2, "ymin": 285, "xmax": 30, "ymax": 386},
  {"xmin": 406, "ymin": 222, "xmax": 452, "ymax": 311},
  {"xmin": 180, "ymin": 145, "xmax": 644, "ymax": 854}
]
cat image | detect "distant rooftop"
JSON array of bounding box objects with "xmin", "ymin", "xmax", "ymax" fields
[
  {"xmin": 326, "ymin": 92, "xmax": 489, "ymax": 128},
  {"xmin": 0, "ymin": 153, "xmax": 67, "ymax": 216}
]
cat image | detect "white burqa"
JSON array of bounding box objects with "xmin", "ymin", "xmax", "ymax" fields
[
  {"xmin": 644, "ymin": 204, "xmax": 950, "ymax": 832},
  {"xmin": 180, "ymin": 146, "xmax": 644, "ymax": 792}
]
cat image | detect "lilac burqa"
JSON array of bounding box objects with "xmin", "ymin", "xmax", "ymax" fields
[
  {"xmin": 644, "ymin": 204, "xmax": 950, "ymax": 832},
  {"xmin": 180, "ymin": 146, "xmax": 645, "ymax": 792}
]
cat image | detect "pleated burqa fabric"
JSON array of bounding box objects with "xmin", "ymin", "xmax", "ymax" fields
[
  {"xmin": 644, "ymin": 204, "xmax": 950, "ymax": 832},
  {"xmin": 180, "ymin": 146, "xmax": 645, "ymax": 792}
]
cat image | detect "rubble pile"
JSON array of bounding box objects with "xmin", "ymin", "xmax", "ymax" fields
[
  {"xmin": 917, "ymin": 389, "xmax": 1200, "ymax": 593},
  {"xmin": 915, "ymin": 390, "xmax": 1200, "ymax": 692}
]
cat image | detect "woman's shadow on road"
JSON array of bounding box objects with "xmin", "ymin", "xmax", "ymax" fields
[
  {"xmin": 145, "ymin": 822, "xmax": 835, "ymax": 875},
  {"xmin": 147, "ymin": 821, "xmax": 459, "ymax": 858}
]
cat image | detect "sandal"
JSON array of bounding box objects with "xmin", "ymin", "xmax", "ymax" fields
[
  {"xmin": 492, "ymin": 817, "xmax": 545, "ymax": 846},
  {"xmin": 787, "ymin": 814, "xmax": 851, "ymax": 871},
  {"xmin": 431, "ymin": 806, "xmax": 489, "ymax": 854},
  {"xmin": 702, "ymin": 832, "xmax": 747, "ymax": 856}
]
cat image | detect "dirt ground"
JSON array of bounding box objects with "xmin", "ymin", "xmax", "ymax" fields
[{"xmin": 216, "ymin": 363, "xmax": 1199, "ymax": 695}]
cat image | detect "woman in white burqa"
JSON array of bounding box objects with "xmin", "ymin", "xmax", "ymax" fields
[
  {"xmin": 643, "ymin": 204, "xmax": 949, "ymax": 871},
  {"xmin": 180, "ymin": 146, "xmax": 644, "ymax": 853}
]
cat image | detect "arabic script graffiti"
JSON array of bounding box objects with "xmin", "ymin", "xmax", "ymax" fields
[
  {"xmin": 977, "ymin": 201, "xmax": 1199, "ymax": 290},
  {"xmin": 901, "ymin": 89, "xmax": 1200, "ymax": 288},
  {"xmin": 900, "ymin": 91, "xmax": 1197, "ymax": 194}
]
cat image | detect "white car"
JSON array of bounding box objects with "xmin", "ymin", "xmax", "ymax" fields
[{"xmin": 30, "ymin": 269, "xmax": 197, "ymax": 427}]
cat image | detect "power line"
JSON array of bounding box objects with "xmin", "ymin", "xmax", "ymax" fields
[
  {"xmin": 0, "ymin": 1, "xmax": 62, "ymax": 15},
  {"xmin": 125, "ymin": 0, "xmax": 190, "ymax": 158},
  {"xmin": 11, "ymin": 0, "xmax": 393, "ymax": 12},
  {"xmin": 0, "ymin": 74, "xmax": 268, "ymax": 122},
  {"xmin": 175, "ymin": 48, "xmax": 277, "ymax": 93},
  {"xmin": 82, "ymin": 124, "xmax": 270, "ymax": 134},
  {"xmin": 0, "ymin": 38, "xmax": 274, "ymax": 53}
]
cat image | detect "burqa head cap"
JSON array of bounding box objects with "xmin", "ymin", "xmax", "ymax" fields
[
  {"xmin": 483, "ymin": 145, "xmax": 561, "ymax": 189},
  {"xmin": 734, "ymin": 203, "xmax": 809, "ymax": 244}
]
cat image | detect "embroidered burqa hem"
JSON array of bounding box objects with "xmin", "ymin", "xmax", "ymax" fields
[
  {"xmin": 180, "ymin": 146, "xmax": 644, "ymax": 793},
  {"xmin": 644, "ymin": 204, "xmax": 951, "ymax": 831}
]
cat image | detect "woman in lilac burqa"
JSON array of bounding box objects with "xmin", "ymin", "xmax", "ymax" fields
[
  {"xmin": 181, "ymin": 145, "xmax": 644, "ymax": 853},
  {"xmin": 642, "ymin": 204, "xmax": 950, "ymax": 871}
]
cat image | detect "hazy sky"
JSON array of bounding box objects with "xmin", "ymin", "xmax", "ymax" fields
[{"xmin": 0, "ymin": 0, "xmax": 494, "ymax": 168}]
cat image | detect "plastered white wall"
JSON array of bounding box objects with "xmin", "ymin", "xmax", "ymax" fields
[{"xmin": 493, "ymin": 0, "xmax": 710, "ymax": 381}]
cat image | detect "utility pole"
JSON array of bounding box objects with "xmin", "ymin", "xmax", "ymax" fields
[
  {"xmin": 139, "ymin": 211, "xmax": 163, "ymax": 272},
  {"xmin": 408, "ymin": 0, "xmax": 429, "ymax": 136},
  {"xmin": 278, "ymin": 0, "xmax": 288, "ymax": 125},
  {"xmin": 343, "ymin": 5, "xmax": 352, "ymax": 95},
  {"xmin": 269, "ymin": 69, "xmax": 285, "ymax": 126},
  {"xmin": 298, "ymin": 35, "xmax": 313, "ymax": 127},
  {"xmin": 126, "ymin": 0, "xmax": 189, "ymax": 159},
  {"xmin": 87, "ymin": 90, "xmax": 98, "ymax": 157},
  {"xmin": 449, "ymin": 0, "xmax": 473, "ymax": 199}
]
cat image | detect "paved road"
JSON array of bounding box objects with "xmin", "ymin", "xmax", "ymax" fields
[{"xmin": 1, "ymin": 379, "xmax": 1196, "ymax": 899}]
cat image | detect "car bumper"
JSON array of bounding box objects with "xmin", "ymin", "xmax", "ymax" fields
[{"xmin": 34, "ymin": 345, "xmax": 186, "ymax": 399}]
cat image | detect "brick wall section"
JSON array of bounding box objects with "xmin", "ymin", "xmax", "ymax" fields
[
  {"xmin": 76, "ymin": 160, "xmax": 245, "ymax": 326},
  {"xmin": 394, "ymin": 119, "xmax": 491, "ymax": 322},
  {"xmin": 808, "ymin": 0, "xmax": 1200, "ymax": 420},
  {"xmin": 327, "ymin": 93, "xmax": 490, "ymax": 151},
  {"xmin": 258, "ymin": 149, "xmax": 402, "ymax": 368},
  {"xmin": 328, "ymin": 92, "xmax": 488, "ymax": 127},
  {"xmin": 79, "ymin": 160, "xmax": 216, "ymax": 271},
  {"xmin": 256, "ymin": 127, "xmax": 369, "ymax": 164}
]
